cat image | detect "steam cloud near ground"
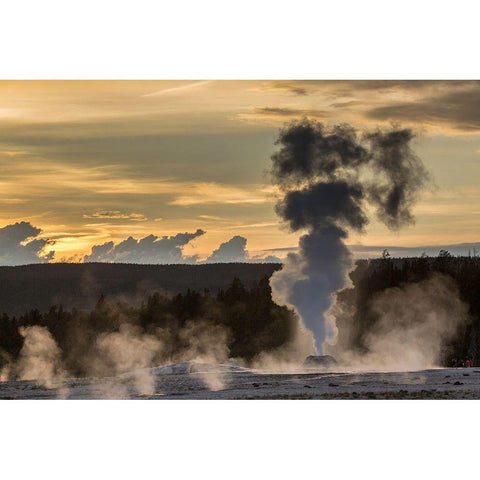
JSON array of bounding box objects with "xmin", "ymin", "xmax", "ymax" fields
[
  {"xmin": 6, "ymin": 315, "xmax": 233, "ymax": 398},
  {"xmin": 16, "ymin": 325, "xmax": 67, "ymax": 388},
  {"xmin": 3, "ymin": 271, "xmax": 471, "ymax": 396},
  {"xmin": 10, "ymin": 274, "xmax": 467, "ymax": 393},
  {"xmin": 328, "ymin": 274, "xmax": 470, "ymax": 371}
]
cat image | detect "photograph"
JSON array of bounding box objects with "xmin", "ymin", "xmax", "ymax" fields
[
  {"xmin": 0, "ymin": 79, "xmax": 479, "ymax": 400},
  {"xmin": 3, "ymin": 2, "xmax": 480, "ymax": 478}
]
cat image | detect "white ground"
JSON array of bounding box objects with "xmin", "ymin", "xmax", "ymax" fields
[{"xmin": 1, "ymin": 363, "xmax": 480, "ymax": 399}]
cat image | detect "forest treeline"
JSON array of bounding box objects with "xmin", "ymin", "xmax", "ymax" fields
[
  {"xmin": 1, "ymin": 254, "xmax": 480, "ymax": 375},
  {"xmin": 0, "ymin": 276, "xmax": 295, "ymax": 376},
  {"xmin": 0, "ymin": 262, "xmax": 281, "ymax": 316}
]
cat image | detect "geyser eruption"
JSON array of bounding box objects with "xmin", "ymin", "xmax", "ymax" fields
[{"xmin": 269, "ymin": 120, "xmax": 428, "ymax": 354}]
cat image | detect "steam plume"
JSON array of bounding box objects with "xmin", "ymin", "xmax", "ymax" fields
[
  {"xmin": 89, "ymin": 324, "xmax": 163, "ymax": 397},
  {"xmin": 10, "ymin": 313, "xmax": 232, "ymax": 398},
  {"xmin": 16, "ymin": 326, "xmax": 67, "ymax": 389},
  {"xmin": 270, "ymin": 120, "xmax": 428, "ymax": 354},
  {"xmin": 335, "ymin": 275, "xmax": 469, "ymax": 370},
  {"xmin": 365, "ymin": 128, "xmax": 428, "ymax": 229}
]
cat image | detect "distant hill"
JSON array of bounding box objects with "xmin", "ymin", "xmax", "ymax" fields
[{"xmin": 0, "ymin": 262, "xmax": 282, "ymax": 316}]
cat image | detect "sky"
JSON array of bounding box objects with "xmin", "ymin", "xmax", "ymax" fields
[{"xmin": 1, "ymin": 80, "xmax": 480, "ymax": 264}]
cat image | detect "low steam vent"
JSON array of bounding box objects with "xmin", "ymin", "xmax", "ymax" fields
[
  {"xmin": 303, "ymin": 355, "xmax": 338, "ymax": 368},
  {"xmin": 269, "ymin": 120, "xmax": 428, "ymax": 355}
]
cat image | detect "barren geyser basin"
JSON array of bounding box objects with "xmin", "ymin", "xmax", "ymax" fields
[{"xmin": 1, "ymin": 81, "xmax": 480, "ymax": 399}]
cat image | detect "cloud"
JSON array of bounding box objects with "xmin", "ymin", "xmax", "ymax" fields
[
  {"xmin": 141, "ymin": 81, "xmax": 212, "ymax": 98},
  {"xmin": 240, "ymin": 82, "xmax": 480, "ymax": 131},
  {"xmin": 330, "ymin": 80, "xmax": 480, "ymax": 94},
  {"xmin": 1, "ymin": 149, "xmax": 30, "ymax": 157},
  {"xmin": 255, "ymin": 107, "xmax": 328, "ymax": 118},
  {"xmin": 240, "ymin": 107, "xmax": 328, "ymax": 123},
  {"xmin": 267, "ymin": 81, "xmax": 309, "ymax": 96},
  {"xmin": 206, "ymin": 235, "xmax": 249, "ymax": 263},
  {"xmin": 197, "ymin": 215, "xmax": 226, "ymax": 221},
  {"xmin": 83, "ymin": 211, "xmax": 147, "ymax": 221},
  {"xmin": 262, "ymin": 255, "xmax": 282, "ymax": 263},
  {"xmin": 250, "ymin": 254, "xmax": 282, "ymax": 263},
  {"xmin": 366, "ymin": 84, "xmax": 480, "ymax": 132},
  {"xmin": 262, "ymin": 80, "xmax": 480, "ymax": 97},
  {"xmin": 0, "ymin": 160, "xmax": 272, "ymax": 208},
  {"xmin": 227, "ymin": 222, "xmax": 278, "ymax": 229},
  {"xmin": 205, "ymin": 235, "xmax": 282, "ymax": 264},
  {"xmin": 0, "ymin": 222, "xmax": 55, "ymax": 265},
  {"xmin": 0, "ymin": 220, "xmax": 282, "ymax": 266},
  {"xmin": 169, "ymin": 183, "xmax": 270, "ymax": 206},
  {"xmin": 329, "ymin": 100, "xmax": 364, "ymax": 108},
  {"xmin": 84, "ymin": 229, "xmax": 205, "ymax": 264},
  {"xmin": 83, "ymin": 231, "xmax": 283, "ymax": 264}
]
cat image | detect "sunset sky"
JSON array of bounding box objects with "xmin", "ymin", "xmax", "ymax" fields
[{"xmin": 1, "ymin": 80, "xmax": 480, "ymax": 263}]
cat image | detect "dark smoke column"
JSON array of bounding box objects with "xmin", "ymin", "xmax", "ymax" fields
[{"xmin": 269, "ymin": 120, "xmax": 428, "ymax": 354}]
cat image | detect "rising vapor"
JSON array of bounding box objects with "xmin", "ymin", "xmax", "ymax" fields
[{"xmin": 269, "ymin": 120, "xmax": 428, "ymax": 354}]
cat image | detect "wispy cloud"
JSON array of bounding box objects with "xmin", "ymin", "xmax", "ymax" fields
[
  {"xmin": 0, "ymin": 161, "xmax": 272, "ymax": 206},
  {"xmin": 141, "ymin": 81, "xmax": 212, "ymax": 97},
  {"xmin": 366, "ymin": 84, "xmax": 480, "ymax": 133},
  {"xmin": 226, "ymin": 222, "xmax": 277, "ymax": 229},
  {"xmin": 197, "ymin": 215, "xmax": 226, "ymax": 221},
  {"xmin": 239, "ymin": 106, "xmax": 328, "ymax": 123},
  {"xmin": 83, "ymin": 211, "xmax": 147, "ymax": 221},
  {"xmin": 168, "ymin": 183, "xmax": 272, "ymax": 206},
  {"xmin": 1, "ymin": 149, "xmax": 30, "ymax": 157}
]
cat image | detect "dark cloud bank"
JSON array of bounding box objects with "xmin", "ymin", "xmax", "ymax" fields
[
  {"xmin": 84, "ymin": 229, "xmax": 206, "ymax": 264},
  {"xmin": 206, "ymin": 235, "xmax": 248, "ymax": 263},
  {"xmin": 0, "ymin": 222, "xmax": 280, "ymax": 265},
  {"xmin": 84, "ymin": 231, "xmax": 280, "ymax": 264},
  {"xmin": 267, "ymin": 80, "xmax": 480, "ymax": 98},
  {"xmin": 0, "ymin": 222, "xmax": 54, "ymax": 266},
  {"xmin": 2, "ymin": 218, "xmax": 478, "ymax": 267},
  {"xmin": 367, "ymin": 83, "xmax": 480, "ymax": 131}
]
